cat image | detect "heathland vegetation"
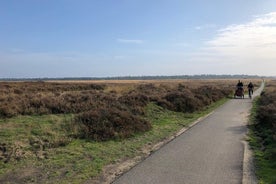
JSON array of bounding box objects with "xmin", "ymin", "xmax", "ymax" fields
[
  {"xmin": 0, "ymin": 74, "xmax": 262, "ymax": 81},
  {"xmin": 0, "ymin": 79, "xmax": 259, "ymax": 183},
  {"xmin": 249, "ymin": 79, "xmax": 276, "ymax": 184}
]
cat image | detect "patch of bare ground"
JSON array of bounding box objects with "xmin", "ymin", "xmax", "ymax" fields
[
  {"xmin": 87, "ymin": 141, "xmax": 170, "ymax": 184},
  {"xmin": 0, "ymin": 166, "xmax": 43, "ymax": 184}
]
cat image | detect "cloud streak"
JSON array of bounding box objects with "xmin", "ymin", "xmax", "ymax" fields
[
  {"xmin": 195, "ymin": 24, "xmax": 217, "ymax": 30},
  {"xmin": 117, "ymin": 38, "xmax": 144, "ymax": 44},
  {"xmin": 188, "ymin": 12, "xmax": 276, "ymax": 76},
  {"xmin": 206, "ymin": 12, "xmax": 276, "ymax": 59}
]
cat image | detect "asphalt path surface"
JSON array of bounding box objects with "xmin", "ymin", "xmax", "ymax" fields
[{"xmin": 113, "ymin": 83, "xmax": 264, "ymax": 184}]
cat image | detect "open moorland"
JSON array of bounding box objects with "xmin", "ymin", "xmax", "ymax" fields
[
  {"xmin": 249, "ymin": 79, "xmax": 276, "ymax": 184},
  {"xmin": 0, "ymin": 79, "xmax": 261, "ymax": 183}
]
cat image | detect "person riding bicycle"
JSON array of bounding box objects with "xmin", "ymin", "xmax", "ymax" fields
[{"xmin": 247, "ymin": 82, "xmax": 254, "ymax": 94}]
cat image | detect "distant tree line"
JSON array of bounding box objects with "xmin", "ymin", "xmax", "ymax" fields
[{"xmin": 0, "ymin": 74, "xmax": 265, "ymax": 81}]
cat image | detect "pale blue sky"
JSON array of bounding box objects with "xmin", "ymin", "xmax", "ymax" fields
[{"xmin": 1, "ymin": 0, "xmax": 276, "ymax": 78}]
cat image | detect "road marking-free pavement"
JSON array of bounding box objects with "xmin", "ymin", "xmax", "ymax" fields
[{"xmin": 113, "ymin": 83, "xmax": 264, "ymax": 184}]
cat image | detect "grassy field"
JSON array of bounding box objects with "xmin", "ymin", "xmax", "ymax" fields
[
  {"xmin": 248, "ymin": 79, "xmax": 276, "ymax": 184},
  {"xmin": 0, "ymin": 79, "xmax": 261, "ymax": 183}
]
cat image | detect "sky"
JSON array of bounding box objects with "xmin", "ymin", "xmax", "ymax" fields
[{"xmin": 0, "ymin": 0, "xmax": 276, "ymax": 78}]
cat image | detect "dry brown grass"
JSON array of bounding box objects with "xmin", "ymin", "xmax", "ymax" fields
[
  {"xmin": 249, "ymin": 79, "xmax": 276, "ymax": 184},
  {"xmin": 0, "ymin": 79, "xmax": 262, "ymax": 141},
  {"xmin": 256, "ymin": 79, "xmax": 276, "ymax": 140}
]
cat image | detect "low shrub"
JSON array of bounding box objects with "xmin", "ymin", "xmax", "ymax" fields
[
  {"xmin": 164, "ymin": 90, "xmax": 202, "ymax": 112},
  {"xmin": 0, "ymin": 80, "xmax": 241, "ymax": 141},
  {"xmin": 249, "ymin": 80, "xmax": 276, "ymax": 184},
  {"xmin": 256, "ymin": 89, "xmax": 276, "ymax": 141},
  {"xmin": 0, "ymin": 81, "xmax": 237, "ymax": 118},
  {"xmin": 74, "ymin": 107, "xmax": 151, "ymax": 141}
]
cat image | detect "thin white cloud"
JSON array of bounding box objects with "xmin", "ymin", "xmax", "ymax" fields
[
  {"xmin": 113, "ymin": 55, "xmax": 127, "ymax": 60},
  {"xmin": 195, "ymin": 24, "xmax": 217, "ymax": 30},
  {"xmin": 10, "ymin": 48, "xmax": 25, "ymax": 53},
  {"xmin": 189, "ymin": 12, "xmax": 276, "ymax": 76},
  {"xmin": 117, "ymin": 38, "xmax": 144, "ymax": 44},
  {"xmin": 173, "ymin": 42, "xmax": 190, "ymax": 47},
  {"xmin": 206, "ymin": 12, "xmax": 276, "ymax": 59}
]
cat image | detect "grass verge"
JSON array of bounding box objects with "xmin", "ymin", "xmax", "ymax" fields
[
  {"xmin": 0, "ymin": 98, "xmax": 228, "ymax": 184},
  {"xmin": 248, "ymin": 97, "xmax": 276, "ymax": 184}
]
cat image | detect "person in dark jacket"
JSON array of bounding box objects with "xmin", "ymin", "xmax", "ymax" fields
[
  {"xmin": 247, "ymin": 82, "xmax": 254, "ymax": 94},
  {"xmin": 236, "ymin": 80, "xmax": 244, "ymax": 89}
]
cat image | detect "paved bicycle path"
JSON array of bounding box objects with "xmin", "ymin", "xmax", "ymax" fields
[{"xmin": 113, "ymin": 83, "xmax": 264, "ymax": 184}]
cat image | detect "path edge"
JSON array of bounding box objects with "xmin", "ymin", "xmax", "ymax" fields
[
  {"xmin": 93, "ymin": 109, "xmax": 217, "ymax": 184},
  {"xmin": 242, "ymin": 81, "xmax": 264, "ymax": 184},
  {"xmin": 242, "ymin": 139, "xmax": 258, "ymax": 184}
]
